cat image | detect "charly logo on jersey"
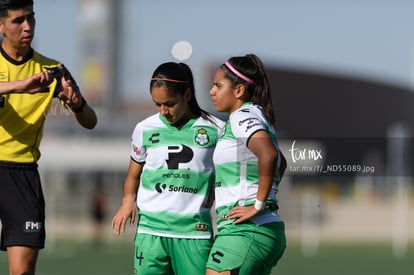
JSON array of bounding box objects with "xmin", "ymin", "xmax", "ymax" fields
[
  {"xmin": 149, "ymin": 132, "xmax": 160, "ymax": 144},
  {"xmin": 194, "ymin": 128, "xmax": 209, "ymax": 146}
]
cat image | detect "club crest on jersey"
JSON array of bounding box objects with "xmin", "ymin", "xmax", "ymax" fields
[{"xmin": 195, "ymin": 128, "xmax": 209, "ymax": 146}]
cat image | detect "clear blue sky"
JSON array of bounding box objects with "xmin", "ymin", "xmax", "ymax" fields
[{"xmin": 33, "ymin": 0, "xmax": 414, "ymax": 104}]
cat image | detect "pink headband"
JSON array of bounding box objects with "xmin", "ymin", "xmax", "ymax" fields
[
  {"xmin": 224, "ymin": 61, "xmax": 255, "ymax": 84},
  {"xmin": 151, "ymin": 77, "xmax": 189, "ymax": 83}
]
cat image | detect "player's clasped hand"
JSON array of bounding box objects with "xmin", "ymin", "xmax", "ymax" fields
[
  {"xmin": 227, "ymin": 205, "xmax": 260, "ymax": 224},
  {"xmin": 56, "ymin": 74, "xmax": 82, "ymax": 108},
  {"xmin": 18, "ymin": 71, "xmax": 54, "ymax": 94}
]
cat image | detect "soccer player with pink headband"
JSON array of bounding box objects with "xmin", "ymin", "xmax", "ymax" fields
[{"xmin": 207, "ymin": 54, "xmax": 287, "ymax": 275}]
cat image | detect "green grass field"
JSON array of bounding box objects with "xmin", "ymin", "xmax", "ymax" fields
[{"xmin": 0, "ymin": 241, "xmax": 412, "ymax": 274}]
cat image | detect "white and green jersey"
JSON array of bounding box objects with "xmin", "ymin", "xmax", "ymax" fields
[
  {"xmin": 213, "ymin": 102, "xmax": 283, "ymax": 228},
  {"xmin": 131, "ymin": 113, "xmax": 224, "ymax": 239}
]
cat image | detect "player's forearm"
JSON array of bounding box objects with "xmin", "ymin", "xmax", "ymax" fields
[
  {"xmin": 73, "ymin": 102, "xmax": 98, "ymax": 129},
  {"xmin": 0, "ymin": 80, "xmax": 25, "ymax": 95},
  {"xmin": 122, "ymin": 177, "xmax": 139, "ymax": 203},
  {"xmin": 123, "ymin": 185, "xmax": 137, "ymax": 201},
  {"xmin": 256, "ymin": 151, "xmax": 278, "ymax": 201}
]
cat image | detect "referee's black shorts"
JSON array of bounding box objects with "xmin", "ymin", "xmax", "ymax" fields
[{"xmin": 0, "ymin": 162, "xmax": 46, "ymax": 251}]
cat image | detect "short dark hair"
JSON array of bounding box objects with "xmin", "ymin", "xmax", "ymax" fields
[{"xmin": 0, "ymin": 0, "xmax": 33, "ymax": 12}]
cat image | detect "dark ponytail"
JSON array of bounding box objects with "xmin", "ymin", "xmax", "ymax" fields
[{"xmin": 221, "ymin": 54, "xmax": 275, "ymax": 127}]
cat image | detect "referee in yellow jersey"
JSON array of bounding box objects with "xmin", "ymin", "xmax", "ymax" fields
[{"xmin": 0, "ymin": 1, "xmax": 97, "ymax": 274}]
